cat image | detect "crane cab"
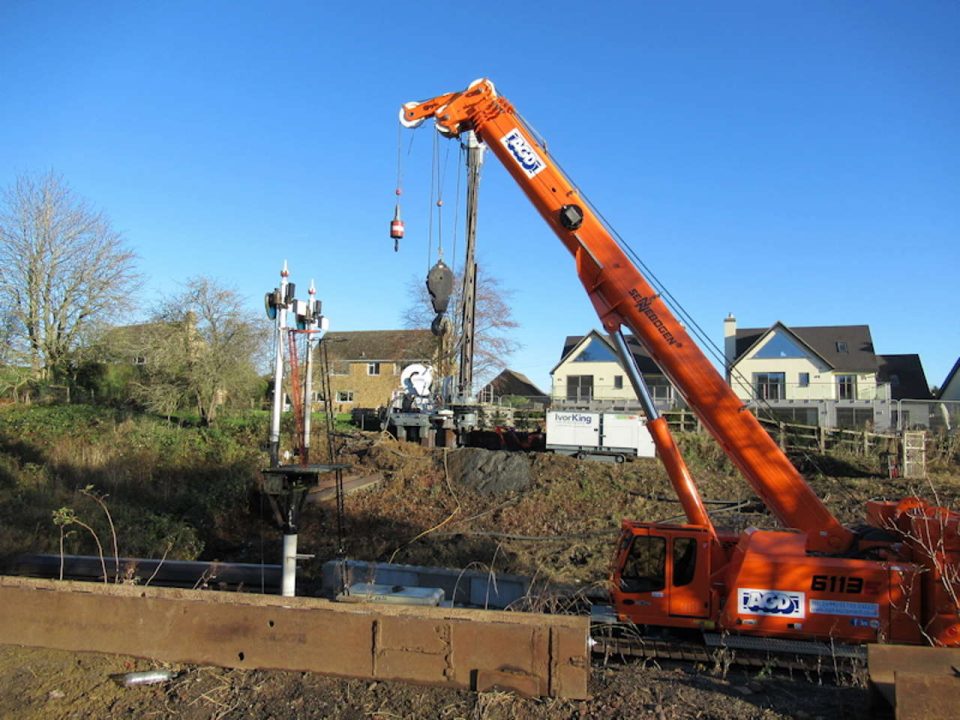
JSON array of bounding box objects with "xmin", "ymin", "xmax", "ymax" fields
[{"xmin": 611, "ymin": 522, "xmax": 717, "ymax": 630}]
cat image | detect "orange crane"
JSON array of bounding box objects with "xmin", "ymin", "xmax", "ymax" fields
[{"xmin": 400, "ymin": 79, "xmax": 960, "ymax": 647}]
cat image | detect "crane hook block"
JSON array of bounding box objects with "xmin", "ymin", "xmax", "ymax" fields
[
  {"xmin": 426, "ymin": 259, "xmax": 454, "ymax": 314},
  {"xmin": 431, "ymin": 313, "xmax": 451, "ymax": 337}
]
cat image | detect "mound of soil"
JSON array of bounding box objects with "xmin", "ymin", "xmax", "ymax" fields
[{"xmin": 446, "ymin": 447, "xmax": 532, "ymax": 495}]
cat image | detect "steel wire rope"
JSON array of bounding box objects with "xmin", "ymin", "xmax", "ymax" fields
[
  {"xmin": 394, "ymin": 119, "xmax": 418, "ymax": 253},
  {"xmin": 434, "ymin": 134, "xmax": 453, "ymax": 259},
  {"xmin": 428, "ymin": 94, "xmax": 848, "ymax": 496},
  {"xmin": 435, "ymin": 529, "xmax": 614, "ymax": 542},
  {"xmin": 395, "ymin": 121, "xmax": 403, "ymax": 197},
  {"xmin": 515, "ymin": 111, "xmax": 734, "ymax": 374},
  {"xmin": 387, "ymin": 447, "xmax": 461, "ymax": 563},
  {"xmin": 426, "ymin": 130, "xmax": 437, "ymax": 272},
  {"xmin": 450, "ymin": 141, "xmax": 463, "ymax": 274},
  {"xmin": 448, "ymin": 141, "xmax": 466, "ymax": 362},
  {"xmin": 589, "ymin": 189, "xmax": 858, "ymax": 506},
  {"xmin": 432, "ymin": 500, "xmax": 757, "ymax": 541},
  {"xmin": 517, "ymin": 111, "xmax": 859, "ymax": 509}
]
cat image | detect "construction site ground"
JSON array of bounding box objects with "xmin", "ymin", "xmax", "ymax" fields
[{"xmin": 2, "ymin": 415, "xmax": 959, "ymax": 719}]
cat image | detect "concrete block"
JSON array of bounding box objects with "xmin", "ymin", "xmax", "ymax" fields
[
  {"xmin": 894, "ymin": 672, "xmax": 959, "ymax": 720},
  {"xmin": 475, "ymin": 668, "xmax": 543, "ymax": 697},
  {"xmin": 322, "ymin": 559, "xmax": 529, "ymax": 608},
  {"xmin": 868, "ymin": 643, "xmax": 960, "ymax": 708}
]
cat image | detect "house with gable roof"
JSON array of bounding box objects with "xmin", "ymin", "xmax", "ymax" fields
[
  {"xmin": 550, "ymin": 330, "xmax": 680, "ymax": 411},
  {"xmin": 939, "ymin": 358, "xmax": 960, "ymax": 402},
  {"xmin": 323, "ymin": 329, "xmax": 437, "ymax": 413},
  {"xmin": 477, "ymin": 369, "xmax": 549, "ymax": 406},
  {"xmin": 724, "ymin": 315, "xmax": 932, "ymax": 429}
]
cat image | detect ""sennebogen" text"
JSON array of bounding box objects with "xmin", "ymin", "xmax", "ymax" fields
[{"xmin": 629, "ymin": 289, "xmax": 682, "ymax": 348}]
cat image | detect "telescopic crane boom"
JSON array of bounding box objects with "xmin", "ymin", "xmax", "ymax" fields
[
  {"xmin": 400, "ymin": 79, "xmax": 960, "ymax": 648},
  {"xmin": 401, "ymin": 79, "xmax": 853, "ymax": 554}
]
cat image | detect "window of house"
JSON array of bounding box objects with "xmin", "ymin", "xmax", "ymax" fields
[
  {"xmin": 754, "ymin": 332, "xmax": 808, "ymax": 359},
  {"xmin": 769, "ymin": 407, "xmax": 819, "ymax": 426},
  {"xmin": 754, "ymin": 372, "xmax": 786, "ymax": 401},
  {"xmin": 614, "ymin": 375, "xmax": 623, "ymax": 390},
  {"xmin": 836, "ymin": 341, "xmax": 848, "ymax": 353},
  {"xmin": 573, "ymin": 338, "xmax": 618, "ymax": 363},
  {"xmin": 336, "ymin": 391, "xmax": 354, "ymax": 403},
  {"xmin": 836, "ymin": 374, "xmax": 857, "ymax": 400},
  {"xmin": 798, "ymin": 372, "xmax": 810, "ymax": 388},
  {"xmin": 837, "ymin": 407, "xmax": 872, "ymax": 429},
  {"xmin": 367, "ymin": 362, "xmax": 380, "ymax": 376},
  {"xmin": 645, "ymin": 375, "xmax": 672, "ymax": 402},
  {"xmin": 566, "ymin": 375, "xmax": 593, "ymax": 402}
]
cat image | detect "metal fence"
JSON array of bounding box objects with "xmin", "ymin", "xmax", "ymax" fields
[
  {"xmin": 894, "ymin": 399, "xmax": 960, "ymax": 433},
  {"xmin": 474, "ymin": 392, "xmax": 959, "ymax": 440}
]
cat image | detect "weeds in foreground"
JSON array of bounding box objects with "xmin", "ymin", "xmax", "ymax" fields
[{"xmin": 52, "ymin": 505, "xmax": 109, "ymax": 583}]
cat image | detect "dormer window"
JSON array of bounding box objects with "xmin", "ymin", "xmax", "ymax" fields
[{"xmin": 836, "ymin": 341, "xmax": 848, "ymax": 353}]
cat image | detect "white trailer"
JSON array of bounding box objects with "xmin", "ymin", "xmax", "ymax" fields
[{"xmin": 546, "ymin": 411, "xmax": 655, "ymax": 462}]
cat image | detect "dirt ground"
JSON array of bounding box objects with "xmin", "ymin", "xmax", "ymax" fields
[
  {"xmin": 0, "ymin": 645, "xmax": 873, "ymax": 720},
  {"xmin": 2, "ymin": 430, "xmax": 953, "ymax": 719}
]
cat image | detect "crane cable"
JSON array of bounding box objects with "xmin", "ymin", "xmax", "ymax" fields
[
  {"xmin": 435, "ymin": 135, "xmax": 454, "ymax": 261},
  {"xmin": 446, "ymin": 141, "xmax": 466, "ymax": 366},
  {"xmin": 520, "ymin": 112, "xmax": 860, "ymax": 508},
  {"xmin": 393, "ymin": 120, "xmax": 416, "ymax": 252},
  {"xmin": 395, "ymin": 121, "xmax": 403, "ymax": 200},
  {"xmin": 426, "ymin": 131, "xmax": 437, "ymax": 271}
]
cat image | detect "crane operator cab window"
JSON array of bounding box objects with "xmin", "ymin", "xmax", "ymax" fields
[
  {"xmin": 620, "ymin": 536, "xmax": 666, "ymax": 593},
  {"xmin": 672, "ymin": 537, "xmax": 697, "ymax": 587}
]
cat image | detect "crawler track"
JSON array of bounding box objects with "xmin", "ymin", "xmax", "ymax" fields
[{"xmin": 590, "ymin": 624, "xmax": 867, "ymax": 679}]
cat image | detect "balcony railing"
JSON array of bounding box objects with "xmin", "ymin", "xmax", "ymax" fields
[
  {"xmin": 550, "ymin": 381, "xmax": 679, "ymax": 410},
  {"xmin": 729, "ymin": 379, "xmax": 892, "ymax": 402}
]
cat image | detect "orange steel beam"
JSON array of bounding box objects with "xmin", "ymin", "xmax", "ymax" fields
[{"xmin": 401, "ymin": 79, "xmax": 854, "ymax": 553}]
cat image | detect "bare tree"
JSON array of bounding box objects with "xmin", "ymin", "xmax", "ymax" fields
[
  {"xmin": 133, "ymin": 277, "xmax": 266, "ymax": 424},
  {"xmin": 401, "ymin": 268, "xmax": 520, "ymax": 387},
  {"xmin": 0, "ymin": 172, "xmax": 138, "ymax": 382}
]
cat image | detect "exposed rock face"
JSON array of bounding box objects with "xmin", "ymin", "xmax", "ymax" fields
[{"xmin": 446, "ymin": 448, "xmax": 532, "ymax": 495}]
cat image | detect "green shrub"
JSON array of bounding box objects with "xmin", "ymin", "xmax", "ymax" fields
[{"xmin": 0, "ymin": 404, "xmax": 267, "ymax": 561}]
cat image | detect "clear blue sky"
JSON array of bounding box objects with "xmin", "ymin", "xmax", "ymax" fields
[{"xmin": 1, "ymin": 1, "xmax": 957, "ymax": 392}]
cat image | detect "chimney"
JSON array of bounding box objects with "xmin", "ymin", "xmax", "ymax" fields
[{"xmin": 723, "ymin": 313, "xmax": 737, "ymax": 380}]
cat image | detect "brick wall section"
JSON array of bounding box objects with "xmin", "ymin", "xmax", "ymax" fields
[{"xmin": 329, "ymin": 362, "xmax": 402, "ymax": 413}]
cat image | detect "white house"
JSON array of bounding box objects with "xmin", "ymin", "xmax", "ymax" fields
[
  {"xmin": 550, "ymin": 330, "xmax": 679, "ymax": 410},
  {"xmin": 724, "ymin": 316, "xmax": 931, "ymax": 429}
]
